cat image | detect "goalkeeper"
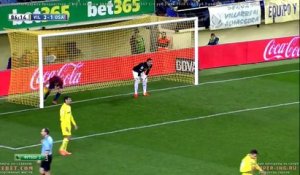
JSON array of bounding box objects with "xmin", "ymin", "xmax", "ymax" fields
[
  {"xmin": 44, "ymin": 75, "xmax": 63, "ymax": 105},
  {"xmin": 132, "ymin": 58, "xmax": 153, "ymax": 98}
]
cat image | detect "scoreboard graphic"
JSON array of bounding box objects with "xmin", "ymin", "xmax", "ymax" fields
[{"xmin": 9, "ymin": 14, "xmax": 68, "ymax": 21}]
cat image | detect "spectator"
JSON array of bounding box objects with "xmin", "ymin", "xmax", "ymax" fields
[
  {"xmin": 166, "ymin": 0, "xmax": 178, "ymax": 17},
  {"xmin": 45, "ymin": 47, "xmax": 57, "ymax": 63},
  {"xmin": 156, "ymin": 0, "xmax": 167, "ymax": 16},
  {"xmin": 177, "ymin": 0, "xmax": 191, "ymax": 17},
  {"xmin": 130, "ymin": 29, "xmax": 145, "ymax": 55},
  {"xmin": 215, "ymin": 0, "xmax": 222, "ymax": 5},
  {"xmin": 65, "ymin": 42, "xmax": 81, "ymax": 61},
  {"xmin": 7, "ymin": 57, "xmax": 11, "ymax": 69},
  {"xmin": 204, "ymin": 0, "xmax": 217, "ymax": 6},
  {"xmin": 17, "ymin": 0, "xmax": 30, "ymax": 2},
  {"xmin": 157, "ymin": 32, "xmax": 171, "ymax": 51},
  {"xmin": 189, "ymin": 0, "xmax": 200, "ymax": 8},
  {"xmin": 0, "ymin": 0, "xmax": 16, "ymax": 4},
  {"xmin": 168, "ymin": 0, "xmax": 179, "ymax": 7},
  {"xmin": 187, "ymin": 0, "xmax": 200, "ymax": 18},
  {"xmin": 219, "ymin": 0, "xmax": 234, "ymax": 4},
  {"xmin": 20, "ymin": 50, "xmax": 31, "ymax": 67},
  {"xmin": 208, "ymin": 33, "xmax": 219, "ymax": 45},
  {"xmin": 178, "ymin": 0, "xmax": 190, "ymax": 10},
  {"xmin": 166, "ymin": 6, "xmax": 178, "ymax": 17}
]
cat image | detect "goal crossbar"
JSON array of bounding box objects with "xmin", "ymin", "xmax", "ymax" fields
[{"xmin": 39, "ymin": 17, "xmax": 199, "ymax": 38}]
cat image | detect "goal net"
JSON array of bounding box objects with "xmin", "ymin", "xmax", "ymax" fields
[{"xmin": 7, "ymin": 16, "xmax": 198, "ymax": 108}]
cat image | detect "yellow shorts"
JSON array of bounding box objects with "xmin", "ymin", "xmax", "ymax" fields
[{"xmin": 61, "ymin": 124, "xmax": 71, "ymax": 136}]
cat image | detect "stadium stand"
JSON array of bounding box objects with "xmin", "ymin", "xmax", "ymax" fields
[{"xmin": 155, "ymin": 0, "xmax": 265, "ymax": 28}]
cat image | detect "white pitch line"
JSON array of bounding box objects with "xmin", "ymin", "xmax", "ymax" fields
[
  {"xmin": 0, "ymin": 145, "xmax": 16, "ymax": 150},
  {"xmin": 2, "ymin": 101, "xmax": 299, "ymax": 151},
  {"xmin": 0, "ymin": 69, "xmax": 298, "ymax": 117},
  {"xmin": 200, "ymin": 70, "xmax": 299, "ymax": 85}
]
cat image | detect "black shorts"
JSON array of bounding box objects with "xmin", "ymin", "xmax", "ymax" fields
[{"xmin": 40, "ymin": 155, "xmax": 52, "ymax": 172}]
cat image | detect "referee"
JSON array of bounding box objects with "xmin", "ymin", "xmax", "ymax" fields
[{"xmin": 40, "ymin": 128, "xmax": 53, "ymax": 175}]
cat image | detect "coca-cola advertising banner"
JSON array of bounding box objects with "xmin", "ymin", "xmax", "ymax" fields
[
  {"xmin": 199, "ymin": 36, "xmax": 299, "ymax": 69},
  {"xmin": 0, "ymin": 36, "xmax": 299, "ymax": 96}
]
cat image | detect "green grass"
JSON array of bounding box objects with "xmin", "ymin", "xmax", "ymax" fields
[{"xmin": 0, "ymin": 59, "xmax": 299, "ymax": 175}]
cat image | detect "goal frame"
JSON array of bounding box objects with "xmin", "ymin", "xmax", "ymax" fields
[{"xmin": 37, "ymin": 17, "xmax": 199, "ymax": 108}]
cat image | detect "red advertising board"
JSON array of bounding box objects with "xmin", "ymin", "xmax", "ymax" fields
[
  {"xmin": 0, "ymin": 70, "xmax": 10, "ymax": 96},
  {"xmin": 1, "ymin": 36, "xmax": 299, "ymax": 96},
  {"xmin": 247, "ymin": 36, "xmax": 299, "ymax": 63},
  {"xmin": 8, "ymin": 49, "xmax": 194, "ymax": 95},
  {"xmin": 199, "ymin": 36, "xmax": 299, "ymax": 69}
]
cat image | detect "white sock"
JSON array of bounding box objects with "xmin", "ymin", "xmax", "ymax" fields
[
  {"xmin": 142, "ymin": 80, "xmax": 147, "ymax": 94},
  {"xmin": 134, "ymin": 79, "xmax": 139, "ymax": 94}
]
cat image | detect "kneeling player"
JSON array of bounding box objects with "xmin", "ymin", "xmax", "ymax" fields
[
  {"xmin": 132, "ymin": 58, "xmax": 153, "ymax": 98},
  {"xmin": 44, "ymin": 75, "xmax": 63, "ymax": 104}
]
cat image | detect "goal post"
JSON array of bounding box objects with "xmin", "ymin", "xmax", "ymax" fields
[
  {"xmin": 194, "ymin": 17, "xmax": 199, "ymax": 85},
  {"xmin": 7, "ymin": 16, "xmax": 199, "ymax": 108},
  {"xmin": 38, "ymin": 36, "xmax": 44, "ymax": 108}
]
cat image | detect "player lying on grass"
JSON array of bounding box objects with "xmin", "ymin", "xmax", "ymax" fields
[
  {"xmin": 132, "ymin": 58, "xmax": 153, "ymax": 98},
  {"xmin": 44, "ymin": 75, "xmax": 63, "ymax": 104},
  {"xmin": 59, "ymin": 96, "xmax": 78, "ymax": 156}
]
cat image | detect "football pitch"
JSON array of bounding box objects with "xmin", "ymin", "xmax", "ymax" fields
[{"xmin": 0, "ymin": 59, "xmax": 299, "ymax": 175}]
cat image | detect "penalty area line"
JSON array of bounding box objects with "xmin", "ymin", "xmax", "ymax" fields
[
  {"xmin": 0, "ymin": 69, "xmax": 298, "ymax": 117},
  {"xmin": 1, "ymin": 101, "xmax": 299, "ymax": 151}
]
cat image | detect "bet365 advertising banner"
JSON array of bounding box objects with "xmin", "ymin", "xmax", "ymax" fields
[
  {"xmin": 264, "ymin": 0, "xmax": 299, "ymax": 24},
  {"xmin": 0, "ymin": 0, "xmax": 154, "ymax": 32},
  {"xmin": 209, "ymin": 1, "xmax": 261, "ymax": 30}
]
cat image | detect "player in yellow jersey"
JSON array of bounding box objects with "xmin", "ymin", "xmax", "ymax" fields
[
  {"xmin": 240, "ymin": 149, "xmax": 266, "ymax": 175},
  {"xmin": 59, "ymin": 96, "xmax": 78, "ymax": 156}
]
